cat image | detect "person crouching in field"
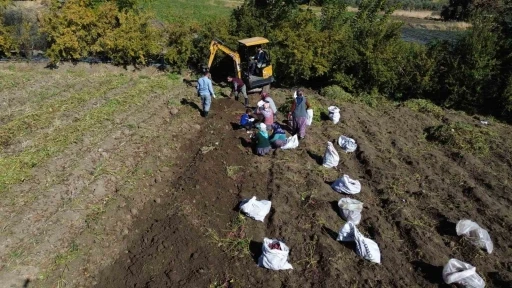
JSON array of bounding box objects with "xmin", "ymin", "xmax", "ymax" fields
[
  {"xmin": 290, "ymin": 88, "xmax": 310, "ymax": 139},
  {"xmin": 270, "ymin": 123, "xmax": 287, "ymax": 148},
  {"xmin": 252, "ymin": 123, "xmax": 271, "ymax": 156},
  {"xmin": 239, "ymin": 108, "xmax": 254, "ymax": 131}
]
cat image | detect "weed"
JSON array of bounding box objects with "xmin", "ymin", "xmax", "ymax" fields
[
  {"xmin": 226, "ymin": 166, "xmax": 242, "ymax": 180},
  {"xmin": 54, "ymin": 241, "xmax": 80, "ymax": 265},
  {"xmin": 206, "ymin": 214, "xmax": 250, "ymax": 258},
  {"xmin": 167, "ymin": 72, "xmax": 181, "ymax": 80},
  {"xmin": 425, "ymin": 122, "xmax": 496, "ymax": 155},
  {"xmin": 404, "ymin": 99, "xmax": 444, "ymax": 118},
  {"xmin": 296, "ymin": 235, "xmax": 318, "ymax": 269}
]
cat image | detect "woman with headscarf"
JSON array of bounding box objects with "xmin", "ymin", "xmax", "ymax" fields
[
  {"xmin": 252, "ymin": 123, "xmax": 272, "ymax": 156},
  {"xmin": 289, "ymin": 88, "xmax": 311, "ymax": 139},
  {"xmin": 256, "ymin": 102, "xmax": 274, "ymax": 130},
  {"xmin": 269, "ymin": 123, "xmax": 287, "ymax": 148},
  {"xmin": 260, "ymin": 92, "xmax": 278, "ymax": 121}
]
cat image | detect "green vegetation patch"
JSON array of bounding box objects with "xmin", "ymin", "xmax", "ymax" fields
[
  {"xmin": 145, "ymin": 0, "xmax": 237, "ymax": 23},
  {"xmin": 425, "ymin": 122, "xmax": 496, "ymax": 155},
  {"xmin": 404, "ymin": 99, "xmax": 444, "ymax": 118},
  {"xmin": 0, "ymin": 75, "xmax": 178, "ymax": 193}
]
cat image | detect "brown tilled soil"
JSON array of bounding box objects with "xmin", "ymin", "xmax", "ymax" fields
[{"xmin": 94, "ymin": 90, "xmax": 512, "ymax": 287}]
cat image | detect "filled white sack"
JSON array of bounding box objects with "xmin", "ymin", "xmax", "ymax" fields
[
  {"xmin": 338, "ymin": 198, "xmax": 363, "ymax": 225},
  {"xmin": 258, "ymin": 238, "xmax": 293, "ymax": 270},
  {"xmin": 281, "ymin": 134, "xmax": 299, "ymax": 150},
  {"xmin": 328, "ymin": 106, "xmax": 341, "ymax": 124},
  {"xmin": 442, "ymin": 259, "xmax": 485, "ymax": 288},
  {"xmin": 239, "ymin": 196, "xmax": 271, "ymax": 222},
  {"xmin": 337, "ymin": 222, "xmax": 381, "ymax": 264},
  {"xmin": 323, "ymin": 142, "xmax": 339, "ymax": 168},
  {"xmin": 306, "ymin": 109, "xmax": 314, "ymax": 126},
  {"xmin": 332, "ymin": 174, "xmax": 361, "ymax": 194},
  {"xmin": 456, "ymin": 219, "xmax": 493, "ymax": 254},
  {"xmin": 338, "ymin": 135, "xmax": 357, "ymax": 153}
]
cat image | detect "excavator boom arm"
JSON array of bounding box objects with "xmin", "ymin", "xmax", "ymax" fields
[{"xmin": 208, "ymin": 39, "xmax": 242, "ymax": 79}]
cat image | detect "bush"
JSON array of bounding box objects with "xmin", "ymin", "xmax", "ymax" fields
[
  {"xmin": 425, "ymin": 122, "xmax": 495, "ymax": 155},
  {"xmin": 42, "ymin": 0, "xmax": 160, "ymax": 66},
  {"xmin": 320, "ymin": 85, "xmax": 356, "ymax": 103},
  {"xmin": 0, "ymin": 0, "xmax": 15, "ymax": 56},
  {"xmin": 404, "ymin": 99, "xmax": 444, "ymax": 118}
]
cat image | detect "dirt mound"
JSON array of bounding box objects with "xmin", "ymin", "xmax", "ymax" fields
[{"xmin": 95, "ymin": 92, "xmax": 512, "ymax": 287}]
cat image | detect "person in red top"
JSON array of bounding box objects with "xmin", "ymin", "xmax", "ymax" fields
[{"xmin": 227, "ymin": 76, "xmax": 248, "ymax": 107}]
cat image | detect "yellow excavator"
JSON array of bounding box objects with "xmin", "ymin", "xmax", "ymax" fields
[{"xmin": 207, "ymin": 37, "xmax": 274, "ymax": 92}]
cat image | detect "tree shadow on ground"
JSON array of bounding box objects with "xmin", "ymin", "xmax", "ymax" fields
[
  {"xmin": 411, "ymin": 260, "xmax": 450, "ymax": 286},
  {"xmin": 307, "ymin": 150, "xmax": 323, "ymax": 165},
  {"xmin": 180, "ymin": 98, "xmax": 201, "ymax": 113},
  {"xmin": 249, "ymin": 240, "xmax": 263, "ymax": 264}
]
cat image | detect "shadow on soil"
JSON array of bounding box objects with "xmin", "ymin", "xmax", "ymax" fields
[
  {"xmin": 249, "ymin": 240, "xmax": 263, "ymax": 264},
  {"xmin": 181, "ymin": 98, "xmax": 201, "ymax": 113},
  {"xmin": 307, "ymin": 150, "xmax": 323, "ymax": 165},
  {"xmin": 411, "ymin": 261, "xmax": 451, "ymax": 286}
]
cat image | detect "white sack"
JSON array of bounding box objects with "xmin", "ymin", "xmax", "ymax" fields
[
  {"xmin": 306, "ymin": 109, "xmax": 314, "ymax": 126},
  {"xmin": 338, "ymin": 198, "xmax": 363, "ymax": 225},
  {"xmin": 337, "ymin": 222, "xmax": 381, "ymax": 264},
  {"xmin": 258, "ymin": 238, "xmax": 293, "ymax": 270},
  {"xmin": 338, "ymin": 135, "xmax": 357, "ymax": 153},
  {"xmin": 257, "ymin": 100, "xmax": 266, "ymax": 107},
  {"xmin": 281, "ymin": 134, "xmax": 299, "ymax": 150},
  {"xmin": 239, "ymin": 196, "xmax": 271, "ymax": 222},
  {"xmin": 456, "ymin": 219, "xmax": 493, "ymax": 254},
  {"xmin": 332, "ymin": 174, "xmax": 361, "ymax": 194},
  {"xmin": 328, "ymin": 106, "xmax": 341, "ymax": 124},
  {"xmin": 322, "ymin": 142, "xmax": 339, "ymax": 168},
  {"xmin": 442, "ymin": 259, "xmax": 485, "ymax": 288}
]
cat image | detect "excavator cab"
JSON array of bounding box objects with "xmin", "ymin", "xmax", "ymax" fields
[{"xmin": 208, "ymin": 37, "xmax": 274, "ymax": 92}]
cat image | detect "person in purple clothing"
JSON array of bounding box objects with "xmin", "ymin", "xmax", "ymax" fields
[{"xmin": 289, "ymin": 88, "xmax": 311, "ymax": 139}]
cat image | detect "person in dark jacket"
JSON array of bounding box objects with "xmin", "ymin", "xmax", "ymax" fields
[
  {"xmin": 289, "ymin": 88, "xmax": 311, "ymax": 139},
  {"xmin": 227, "ymin": 76, "xmax": 248, "ymax": 107}
]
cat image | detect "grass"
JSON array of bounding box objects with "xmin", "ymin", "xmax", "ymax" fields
[
  {"xmin": 0, "ymin": 75, "xmax": 178, "ymax": 193},
  {"xmin": 226, "ymin": 165, "xmax": 243, "ymax": 180},
  {"xmin": 425, "ymin": 121, "xmax": 496, "ymax": 155},
  {"xmin": 206, "ymin": 214, "xmax": 250, "ymax": 258},
  {"xmin": 404, "ymin": 98, "xmax": 444, "ymax": 118},
  {"xmin": 0, "ymin": 74, "xmax": 130, "ymax": 146},
  {"xmin": 145, "ymin": 0, "xmax": 240, "ymax": 23}
]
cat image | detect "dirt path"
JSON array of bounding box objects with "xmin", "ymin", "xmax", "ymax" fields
[{"xmin": 95, "ymin": 92, "xmax": 512, "ymax": 287}]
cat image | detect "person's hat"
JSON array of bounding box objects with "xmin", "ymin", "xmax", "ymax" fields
[{"xmin": 258, "ymin": 123, "xmax": 266, "ymax": 131}]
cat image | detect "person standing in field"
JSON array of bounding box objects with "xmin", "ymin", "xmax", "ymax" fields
[
  {"xmin": 197, "ymin": 71, "xmax": 216, "ymax": 117},
  {"xmin": 289, "ymin": 88, "xmax": 310, "ymax": 139},
  {"xmin": 227, "ymin": 76, "xmax": 248, "ymax": 107}
]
